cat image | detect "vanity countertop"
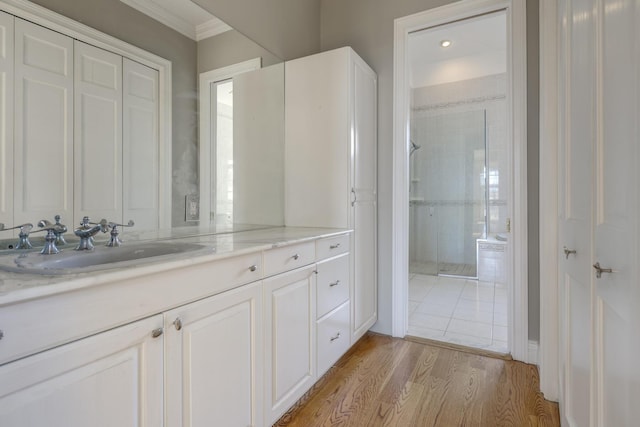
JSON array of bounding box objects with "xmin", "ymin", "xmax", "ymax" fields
[{"xmin": 0, "ymin": 226, "xmax": 350, "ymax": 305}]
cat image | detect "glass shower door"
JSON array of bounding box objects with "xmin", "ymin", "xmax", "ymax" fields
[{"xmin": 410, "ymin": 109, "xmax": 486, "ymax": 278}]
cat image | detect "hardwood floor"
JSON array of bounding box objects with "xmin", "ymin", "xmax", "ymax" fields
[{"xmin": 274, "ymin": 333, "xmax": 560, "ymax": 427}]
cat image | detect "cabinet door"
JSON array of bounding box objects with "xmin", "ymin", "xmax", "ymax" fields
[
  {"xmin": 264, "ymin": 265, "xmax": 316, "ymax": 424},
  {"xmin": 0, "ymin": 315, "xmax": 164, "ymax": 427},
  {"xmin": 123, "ymin": 59, "xmax": 159, "ymax": 231},
  {"xmin": 351, "ymin": 56, "xmax": 378, "ymax": 342},
  {"xmin": 284, "ymin": 48, "xmax": 350, "ymax": 228},
  {"xmin": 0, "ymin": 11, "xmax": 13, "ymax": 229},
  {"xmin": 165, "ymin": 281, "xmax": 264, "ymax": 427},
  {"xmin": 74, "ymin": 41, "xmax": 123, "ymax": 225},
  {"xmin": 14, "ymin": 18, "xmax": 73, "ymax": 225}
]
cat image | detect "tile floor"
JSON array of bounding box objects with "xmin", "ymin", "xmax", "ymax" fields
[{"xmin": 407, "ymin": 273, "xmax": 508, "ymax": 353}]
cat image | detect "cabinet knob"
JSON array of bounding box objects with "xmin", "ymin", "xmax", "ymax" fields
[
  {"xmin": 330, "ymin": 243, "xmax": 341, "ymax": 249},
  {"xmin": 330, "ymin": 332, "xmax": 341, "ymax": 342},
  {"xmin": 329, "ymin": 280, "xmax": 341, "ymax": 287},
  {"xmin": 292, "ymin": 254, "xmax": 300, "ymax": 261},
  {"xmin": 173, "ymin": 317, "xmax": 183, "ymax": 331},
  {"xmin": 0, "ymin": 329, "xmax": 4, "ymax": 341},
  {"xmin": 249, "ymin": 264, "xmax": 257, "ymax": 272},
  {"xmin": 151, "ymin": 328, "xmax": 163, "ymax": 338}
]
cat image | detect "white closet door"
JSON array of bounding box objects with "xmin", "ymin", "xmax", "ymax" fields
[
  {"xmin": 351, "ymin": 56, "xmax": 377, "ymax": 341},
  {"xmin": 123, "ymin": 59, "xmax": 158, "ymax": 230},
  {"xmin": 0, "ymin": 11, "xmax": 13, "ymax": 230},
  {"xmin": 558, "ymin": 0, "xmax": 596, "ymax": 425},
  {"xmin": 14, "ymin": 19, "xmax": 73, "ymax": 225},
  {"xmin": 74, "ymin": 41, "xmax": 122, "ymax": 226},
  {"xmin": 558, "ymin": 0, "xmax": 640, "ymax": 425},
  {"xmin": 593, "ymin": 0, "xmax": 640, "ymax": 424}
]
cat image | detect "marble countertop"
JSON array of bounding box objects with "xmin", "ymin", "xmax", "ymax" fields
[{"xmin": 0, "ymin": 226, "xmax": 350, "ymax": 305}]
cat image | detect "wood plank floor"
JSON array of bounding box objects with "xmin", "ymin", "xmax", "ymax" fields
[{"xmin": 274, "ymin": 333, "xmax": 560, "ymax": 427}]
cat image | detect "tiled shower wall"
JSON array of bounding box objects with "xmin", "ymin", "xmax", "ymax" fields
[{"xmin": 410, "ymin": 73, "xmax": 508, "ymax": 268}]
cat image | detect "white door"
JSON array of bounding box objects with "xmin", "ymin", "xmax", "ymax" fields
[
  {"xmin": 123, "ymin": 58, "xmax": 158, "ymax": 231},
  {"xmin": 14, "ymin": 18, "xmax": 73, "ymax": 225},
  {"xmin": 0, "ymin": 315, "xmax": 164, "ymax": 427},
  {"xmin": 74, "ymin": 41, "xmax": 123, "ymax": 225},
  {"xmin": 558, "ymin": 0, "xmax": 640, "ymax": 425},
  {"xmin": 351, "ymin": 57, "xmax": 378, "ymax": 342},
  {"xmin": 558, "ymin": 0, "xmax": 597, "ymax": 424},
  {"xmin": 592, "ymin": 0, "xmax": 639, "ymax": 424},
  {"xmin": 0, "ymin": 11, "xmax": 13, "ymax": 230},
  {"xmin": 264, "ymin": 265, "xmax": 316, "ymax": 425},
  {"xmin": 164, "ymin": 281, "xmax": 264, "ymax": 427}
]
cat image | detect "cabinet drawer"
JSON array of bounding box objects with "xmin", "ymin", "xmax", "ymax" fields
[
  {"xmin": 263, "ymin": 242, "xmax": 315, "ymax": 277},
  {"xmin": 317, "ymin": 301, "xmax": 350, "ymax": 377},
  {"xmin": 316, "ymin": 254, "xmax": 350, "ymax": 318},
  {"xmin": 316, "ymin": 234, "xmax": 350, "ymax": 261}
]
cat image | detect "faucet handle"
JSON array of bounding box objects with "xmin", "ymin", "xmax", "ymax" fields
[
  {"xmin": 1, "ymin": 223, "xmax": 35, "ymax": 249},
  {"xmin": 106, "ymin": 220, "xmax": 134, "ymax": 247},
  {"xmin": 38, "ymin": 215, "xmax": 68, "ymax": 245}
]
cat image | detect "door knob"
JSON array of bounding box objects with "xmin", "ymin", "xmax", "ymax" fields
[
  {"xmin": 563, "ymin": 247, "xmax": 577, "ymax": 259},
  {"xmin": 593, "ymin": 262, "xmax": 613, "ymax": 279}
]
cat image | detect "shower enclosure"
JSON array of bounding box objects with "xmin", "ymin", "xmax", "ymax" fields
[{"xmin": 409, "ymin": 109, "xmax": 487, "ymax": 278}]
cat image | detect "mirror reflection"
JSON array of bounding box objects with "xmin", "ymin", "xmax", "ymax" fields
[{"xmin": 0, "ymin": 0, "xmax": 285, "ymax": 245}]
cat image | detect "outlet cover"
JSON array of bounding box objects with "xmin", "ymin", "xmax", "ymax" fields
[{"xmin": 185, "ymin": 194, "xmax": 199, "ymax": 222}]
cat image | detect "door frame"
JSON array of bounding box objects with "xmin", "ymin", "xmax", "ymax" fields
[
  {"xmin": 198, "ymin": 58, "xmax": 261, "ymax": 223},
  {"xmin": 538, "ymin": 0, "xmax": 559, "ymax": 401},
  {"xmin": 391, "ymin": 0, "xmax": 530, "ymax": 362}
]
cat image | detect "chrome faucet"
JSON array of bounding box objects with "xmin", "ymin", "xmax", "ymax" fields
[
  {"xmin": 74, "ymin": 219, "xmax": 109, "ymax": 250},
  {"xmin": 38, "ymin": 215, "xmax": 68, "ymax": 246},
  {"xmin": 106, "ymin": 220, "xmax": 135, "ymax": 247},
  {"xmin": 0, "ymin": 223, "xmax": 35, "ymax": 249}
]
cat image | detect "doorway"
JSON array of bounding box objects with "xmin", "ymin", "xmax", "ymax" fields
[{"xmin": 392, "ymin": 0, "xmax": 529, "ymax": 361}]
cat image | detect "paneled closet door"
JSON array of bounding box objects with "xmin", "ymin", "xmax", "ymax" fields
[
  {"xmin": 123, "ymin": 59, "xmax": 159, "ymax": 231},
  {"xmin": 558, "ymin": 0, "xmax": 640, "ymax": 425},
  {"xmin": 558, "ymin": 0, "xmax": 596, "ymax": 425},
  {"xmin": 592, "ymin": 0, "xmax": 640, "ymax": 424},
  {"xmin": 0, "ymin": 12, "xmax": 13, "ymax": 230},
  {"xmin": 74, "ymin": 41, "xmax": 123, "ymax": 226},
  {"xmin": 14, "ymin": 19, "xmax": 73, "ymax": 225}
]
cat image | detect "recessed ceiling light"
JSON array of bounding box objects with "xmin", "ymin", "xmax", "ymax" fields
[{"xmin": 440, "ymin": 40, "xmax": 452, "ymax": 48}]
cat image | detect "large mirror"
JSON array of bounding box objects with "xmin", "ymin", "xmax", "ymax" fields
[{"xmin": 1, "ymin": 0, "xmax": 285, "ymax": 240}]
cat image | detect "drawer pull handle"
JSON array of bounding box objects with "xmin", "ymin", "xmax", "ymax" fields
[
  {"xmin": 292, "ymin": 254, "xmax": 300, "ymax": 260},
  {"xmin": 0, "ymin": 329, "xmax": 3, "ymax": 341},
  {"xmin": 151, "ymin": 328, "xmax": 163, "ymax": 338},
  {"xmin": 249, "ymin": 264, "xmax": 257, "ymax": 272},
  {"xmin": 330, "ymin": 332, "xmax": 341, "ymax": 342},
  {"xmin": 174, "ymin": 317, "xmax": 183, "ymax": 331},
  {"xmin": 329, "ymin": 280, "xmax": 341, "ymax": 287},
  {"xmin": 330, "ymin": 243, "xmax": 341, "ymax": 249}
]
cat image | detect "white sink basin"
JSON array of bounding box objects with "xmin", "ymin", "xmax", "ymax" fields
[{"xmin": 0, "ymin": 242, "xmax": 212, "ymax": 275}]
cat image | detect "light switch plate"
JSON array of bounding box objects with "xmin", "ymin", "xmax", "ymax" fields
[{"xmin": 185, "ymin": 194, "xmax": 199, "ymax": 222}]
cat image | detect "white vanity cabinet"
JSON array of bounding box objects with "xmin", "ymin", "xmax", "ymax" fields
[
  {"xmin": 264, "ymin": 263, "xmax": 317, "ymax": 425},
  {"xmin": 285, "ymin": 47, "xmax": 378, "ymax": 343},
  {"xmin": 165, "ymin": 281, "xmax": 263, "ymax": 427},
  {"xmin": 0, "ymin": 315, "xmax": 164, "ymax": 427}
]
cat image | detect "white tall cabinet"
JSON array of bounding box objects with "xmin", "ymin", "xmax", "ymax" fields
[{"xmin": 285, "ymin": 47, "xmax": 378, "ymax": 343}]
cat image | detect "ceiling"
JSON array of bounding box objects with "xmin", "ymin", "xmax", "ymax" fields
[
  {"xmin": 408, "ymin": 11, "xmax": 506, "ymax": 88},
  {"xmin": 120, "ymin": 0, "xmax": 231, "ymax": 41}
]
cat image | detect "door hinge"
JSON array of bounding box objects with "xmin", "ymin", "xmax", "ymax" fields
[{"xmin": 506, "ymin": 218, "xmax": 511, "ymax": 233}]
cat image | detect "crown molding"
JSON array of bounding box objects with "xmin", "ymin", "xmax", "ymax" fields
[
  {"xmin": 120, "ymin": 0, "xmax": 229, "ymax": 41},
  {"xmin": 196, "ymin": 18, "xmax": 232, "ymax": 41}
]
